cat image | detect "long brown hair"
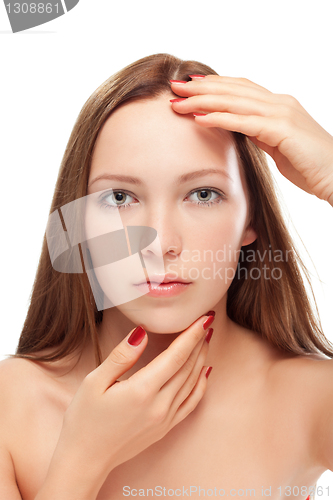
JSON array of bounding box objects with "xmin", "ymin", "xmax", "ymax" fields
[{"xmin": 9, "ymin": 53, "xmax": 333, "ymax": 368}]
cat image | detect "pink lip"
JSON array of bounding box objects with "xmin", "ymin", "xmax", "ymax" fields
[
  {"xmin": 135, "ymin": 274, "xmax": 190, "ymax": 285},
  {"xmin": 134, "ymin": 281, "xmax": 192, "ymax": 297}
]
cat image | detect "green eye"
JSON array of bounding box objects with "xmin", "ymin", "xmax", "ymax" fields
[
  {"xmin": 187, "ymin": 188, "xmax": 225, "ymax": 207},
  {"xmin": 99, "ymin": 191, "xmax": 136, "ymax": 210},
  {"xmin": 97, "ymin": 187, "xmax": 226, "ymax": 211}
]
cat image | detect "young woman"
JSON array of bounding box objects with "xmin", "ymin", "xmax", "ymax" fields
[{"xmin": 1, "ymin": 53, "xmax": 333, "ymax": 500}]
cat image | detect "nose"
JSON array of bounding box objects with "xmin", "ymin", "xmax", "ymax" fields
[{"xmin": 139, "ymin": 208, "xmax": 183, "ymax": 260}]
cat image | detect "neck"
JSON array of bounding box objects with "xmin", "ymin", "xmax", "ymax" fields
[{"xmin": 93, "ymin": 295, "xmax": 235, "ymax": 381}]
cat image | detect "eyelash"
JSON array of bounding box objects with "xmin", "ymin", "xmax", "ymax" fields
[{"xmin": 98, "ymin": 188, "xmax": 226, "ymax": 211}]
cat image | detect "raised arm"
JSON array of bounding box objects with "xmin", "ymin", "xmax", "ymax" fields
[{"xmin": 170, "ymin": 75, "xmax": 333, "ymax": 206}]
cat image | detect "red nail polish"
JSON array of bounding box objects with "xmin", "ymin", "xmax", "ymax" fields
[
  {"xmin": 189, "ymin": 74, "xmax": 206, "ymax": 78},
  {"xmin": 127, "ymin": 326, "xmax": 146, "ymax": 346},
  {"xmin": 170, "ymin": 98, "xmax": 187, "ymax": 102},
  {"xmin": 169, "ymin": 80, "xmax": 187, "ymax": 84},
  {"xmin": 193, "ymin": 113, "xmax": 206, "ymax": 117},
  {"xmin": 205, "ymin": 328, "xmax": 214, "ymax": 344},
  {"xmin": 202, "ymin": 315, "xmax": 215, "ymax": 330},
  {"xmin": 205, "ymin": 366, "xmax": 213, "ymax": 379},
  {"xmin": 205, "ymin": 310, "xmax": 215, "ymax": 317}
]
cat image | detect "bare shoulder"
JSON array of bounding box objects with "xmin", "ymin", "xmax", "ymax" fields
[
  {"xmin": 0, "ymin": 356, "xmax": 73, "ymax": 498},
  {"xmin": 0, "ymin": 357, "xmax": 48, "ymax": 415},
  {"xmin": 0, "ymin": 355, "xmax": 71, "ymax": 422},
  {"xmin": 0, "ymin": 349, "xmax": 82, "ymax": 397},
  {"xmin": 273, "ymin": 349, "xmax": 333, "ymax": 377},
  {"xmin": 270, "ymin": 349, "xmax": 333, "ymax": 391},
  {"xmin": 0, "ymin": 357, "xmax": 46, "ymax": 498},
  {"xmin": 0, "ymin": 355, "xmax": 51, "ymax": 386},
  {"xmin": 271, "ymin": 350, "xmax": 333, "ymax": 470},
  {"xmin": 0, "ymin": 356, "xmax": 39, "ymax": 393},
  {"xmin": 300, "ymin": 354, "xmax": 333, "ymax": 472}
]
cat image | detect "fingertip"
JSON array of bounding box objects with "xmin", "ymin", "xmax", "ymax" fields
[
  {"xmin": 188, "ymin": 74, "xmax": 206, "ymax": 79},
  {"xmin": 169, "ymin": 80, "xmax": 188, "ymax": 85},
  {"xmin": 170, "ymin": 98, "xmax": 187, "ymax": 103},
  {"xmin": 127, "ymin": 326, "xmax": 146, "ymax": 347},
  {"xmin": 192, "ymin": 115, "xmax": 216, "ymax": 129}
]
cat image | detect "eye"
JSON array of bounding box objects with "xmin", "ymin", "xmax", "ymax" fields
[
  {"xmin": 98, "ymin": 190, "xmax": 137, "ymax": 210},
  {"xmin": 97, "ymin": 187, "xmax": 226, "ymax": 211},
  {"xmin": 186, "ymin": 188, "xmax": 225, "ymax": 207}
]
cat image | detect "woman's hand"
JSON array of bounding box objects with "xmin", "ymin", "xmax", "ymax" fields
[
  {"xmin": 170, "ymin": 75, "xmax": 333, "ymax": 206},
  {"xmin": 46, "ymin": 314, "xmax": 214, "ymax": 493}
]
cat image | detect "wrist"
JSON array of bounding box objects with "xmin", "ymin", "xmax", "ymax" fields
[
  {"xmin": 35, "ymin": 447, "xmax": 111, "ymax": 500},
  {"xmin": 35, "ymin": 467, "xmax": 103, "ymax": 500}
]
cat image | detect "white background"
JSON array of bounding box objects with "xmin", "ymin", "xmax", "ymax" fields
[{"xmin": 1, "ymin": 0, "xmax": 333, "ymax": 492}]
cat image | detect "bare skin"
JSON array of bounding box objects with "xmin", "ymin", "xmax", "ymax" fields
[
  {"xmin": 1, "ymin": 76, "xmax": 333, "ymax": 500},
  {"xmin": 0, "ymin": 317, "xmax": 330, "ymax": 500}
]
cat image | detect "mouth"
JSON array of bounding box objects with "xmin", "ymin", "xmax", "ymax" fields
[
  {"xmin": 134, "ymin": 277, "xmax": 192, "ymax": 298},
  {"xmin": 134, "ymin": 274, "xmax": 192, "ymax": 286}
]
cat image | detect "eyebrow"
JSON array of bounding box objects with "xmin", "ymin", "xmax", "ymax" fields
[{"xmin": 88, "ymin": 168, "xmax": 232, "ymax": 188}]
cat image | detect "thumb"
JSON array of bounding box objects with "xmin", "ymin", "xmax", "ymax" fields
[{"xmin": 93, "ymin": 326, "xmax": 147, "ymax": 387}]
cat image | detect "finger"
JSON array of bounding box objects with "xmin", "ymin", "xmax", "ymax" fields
[
  {"xmin": 171, "ymin": 78, "xmax": 308, "ymax": 117},
  {"xmin": 168, "ymin": 365, "xmax": 211, "ymax": 428},
  {"xmin": 192, "ymin": 112, "xmax": 288, "ymax": 148},
  {"xmin": 196, "ymin": 75, "xmax": 273, "ymax": 93},
  {"xmin": 171, "ymin": 94, "xmax": 278, "ymax": 118},
  {"xmin": 157, "ymin": 327, "xmax": 208, "ymax": 401},
  {"xmin": 88, "ymin": 326, "xmax": 148, "ymax": 393},
  {"xmin": 129, "ymin": 315, "xmax": 215, "ymax": 393},
  {"xmin": 162, "ymin": 328, "xmax": 211, "ymax": 411},
  {"xmin": 171, "ymin": 76, "xmax": 272, "ymax": 101}
]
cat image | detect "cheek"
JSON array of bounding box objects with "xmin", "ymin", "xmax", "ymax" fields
[
  {"xmin": 193, "ymin": 201, "xmax": 248, "ymax": 253},
  {"xmin": 180, "ymin": 203, "xmax": 247, "ymax": 289}
]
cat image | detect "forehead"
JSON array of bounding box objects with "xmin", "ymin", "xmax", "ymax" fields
[{"xmin": 91, "ymin": 95, "xmax": 240, "ymax": 174}]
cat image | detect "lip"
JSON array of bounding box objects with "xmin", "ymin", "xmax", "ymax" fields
[
  {"xmin": 134, "ymin": 273, "xmax": 192, "ymax": 286},
  {"xmin": 134, "ymin": 281, "xmax": 192, "ymax": 298}
]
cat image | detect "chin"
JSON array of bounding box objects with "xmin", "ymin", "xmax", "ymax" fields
[
  {"xmin": 143, "ymin": 318, "xmax": 194, "ymax": 335},
  {"xmin": 116, "ymin": 307, "xmax": 201, "ymax": 335},
  {"xmin": 142, "ymin": 325, "xmax": 187, "ymax": 335}
]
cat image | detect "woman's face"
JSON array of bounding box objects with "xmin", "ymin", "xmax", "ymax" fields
[{"xmin": 86, "ymin": 94, "xmax": 256, "ymax": 333}]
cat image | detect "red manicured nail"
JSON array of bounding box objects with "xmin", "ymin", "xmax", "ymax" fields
[
  {"xmin": 205, "ymin": 310, "xmax": 215, "ymax": 317},
  {"xmin": 127, "ymin": 326, "xmax": 146, "ymax": 346},
  {"xmin": 205, "ymin": 328, "xmax": 214, "ymax": 344},
  {"xmin": 169, "ymin": 80, "xmax": 187, "ymax": 84},
  {"xmin": 170, "ymin": 98, "xmax": 187, "ymax": 102},
  {"xmin": 205, "ymin": 366, "xmax": 213, "ymax": 379},
  {"xmin": 193, "ymin": 113, "xmax": 206, "ymax": 117},
  {"xmin": 189, "ymin": 74, "xmax": 206, "ymax": 78},
  {"xmin": 202, "ymin": 315, "xmax": 215, "ymax": 330}
]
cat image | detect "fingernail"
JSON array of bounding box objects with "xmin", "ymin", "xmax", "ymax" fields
[
  {"xmin": 205, "ymin": 310, "xmax": 215, "ymax": 317},
  {"xmin": 205, "ymin": 366, "xmax": 213, "ymax": 379},
  {"xmin": 169, "ymin": 80, "xmax": 187, "ymax": 84},
  {"xmin": 189, "ymin": 74, "xmax": 206, "ymax": 78},
  {"xmin": 202, "ymin": 315, "xmax": 215, "ymax": 330},
  {"xmin": 127, "ymin": 326, "xmax": 146, "ymax": 346},
  {"xmin": 170, "ymin": 98, "xmax": 187, "ymax": 102},
  {"xmin": 205, "ymin": 328, "xmax": 214, "ymax": 344},
  {"xmin": 193, "ymin": 113, "xmax": 206, "ymax": 117}
]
